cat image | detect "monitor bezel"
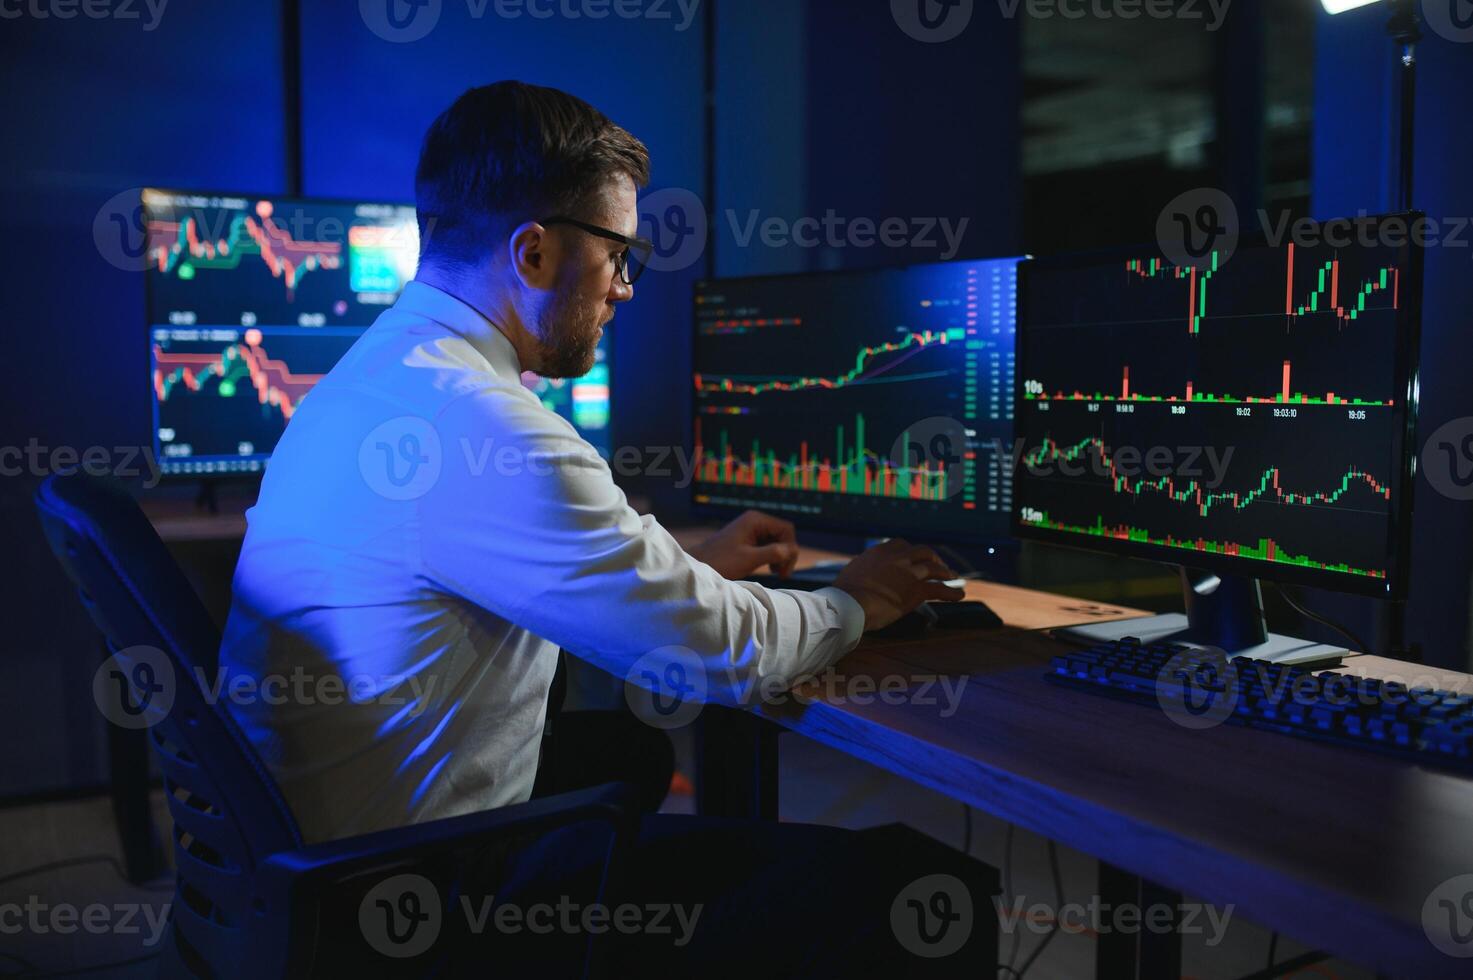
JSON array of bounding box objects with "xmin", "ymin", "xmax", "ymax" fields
[
  {"xmin": 142, "ymin": 187, "xmax": 417, "ymax": 480},
  {"xmin": 688, "ymin": 255, "xmax": 1024, "ymax": 548},
  {"xmin": 1009, "ymin": 212, "xmax": 1423, "ymax": 599}
]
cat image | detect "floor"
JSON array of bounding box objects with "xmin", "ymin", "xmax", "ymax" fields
[
  {"xmin": 0, "ymin": 737, "xmax": 1373, "ymax": 979},
  {"xmin": 0, "ymin": 792, "xmax": 173, "ymax": 978}
]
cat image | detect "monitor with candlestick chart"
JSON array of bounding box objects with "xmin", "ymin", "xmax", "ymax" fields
[
  {"xmin": 143, "ymin": 188, "xmax": 610, "ymax": 474},
  {"xmin": 1012, "ymin": 212, "xmax": 1422, "ymax": 597},
  {"xmin": 691, "ymin": 257, "xmax": 1021, "ymax": 544}
]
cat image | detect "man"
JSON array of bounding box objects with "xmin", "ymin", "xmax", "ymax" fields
[{"xmin": 220, "ymin": 81, "xmax": 988, "ymax": 973}]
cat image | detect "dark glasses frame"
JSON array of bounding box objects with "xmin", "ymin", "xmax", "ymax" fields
[{"xmin": 541, "ymin": 215, "xmax": 655, "ymax": 285}]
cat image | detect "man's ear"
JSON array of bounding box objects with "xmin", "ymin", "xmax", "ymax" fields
[{"xmin": 508, "ymin": 221, "xmax": 556, "ymax": 290}]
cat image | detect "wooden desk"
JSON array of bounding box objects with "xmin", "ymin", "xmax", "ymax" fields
[
  {"xmin": 687, "ymin": 541, "xmax": 1473, "ymax": 979},
  {"xmin": 140, "ymin": 492, "xmax": 252, "ymax": 543}
]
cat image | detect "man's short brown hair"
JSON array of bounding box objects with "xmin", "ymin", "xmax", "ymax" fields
[{"xmin": 415, "ymin": 81, "xmax": 650, "ymax": 264}]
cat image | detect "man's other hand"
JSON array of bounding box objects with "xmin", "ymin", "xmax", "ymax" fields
[
  {"xmin": 832, "ymin": 539, "xmax": 965, "ymax": 631},
  {"xmin": 689, "ymin": 510, "xmax": 800, "ymax": 580}
]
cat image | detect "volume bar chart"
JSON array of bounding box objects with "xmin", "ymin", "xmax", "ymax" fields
[
  {"xmin": 694, "ymin": 416, "xmax": 951, "ymax": 502},
  {"xmin": 1026, "ymin": 360, "xmax": 1392, "ymax": 406},
  {"xmin": 1018, "ymin": 511, "xmax": 1388, "ymax": 580}
]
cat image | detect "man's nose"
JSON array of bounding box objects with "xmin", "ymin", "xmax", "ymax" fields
[{"xmin": 608, "ymin": 276, "xmax": 634, "ymax": 303}]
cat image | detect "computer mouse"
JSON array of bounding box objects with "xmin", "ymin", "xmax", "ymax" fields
[
  {"xmin": 872, "ymin": 602, "xmax": 940, "ymax": 639},
  {"xmin": 930, "ymin": 600, "xmax": 1004, "ymax": 630}
]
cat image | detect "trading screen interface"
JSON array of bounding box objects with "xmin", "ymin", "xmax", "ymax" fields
[
  {"xmin": 692, "ymin": 258, "xmax": 1019, "ymax": 542},
  {"xmin": 1013, "ymin": 216, "xmax": 1418, "ymax": 594},
  {"xmin": 520, "ymin": 340, "xmax": 612, "ymax": 457},
  {"xmin": 145, "ymin": 190, "xmax": 419, "ymax": 475},
  {"xmin": 144, "ymin": 189, "xmax": 612, "ymax": 473}
]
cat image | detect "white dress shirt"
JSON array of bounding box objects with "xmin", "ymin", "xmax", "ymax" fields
[{"xmin": 218, "ymin": 281, "xmax": 864, "ymax": 843}]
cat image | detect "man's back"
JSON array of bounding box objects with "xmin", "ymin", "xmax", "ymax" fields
[{"xmin": 220, "ymin": 282, "xmax": 567, "ymax": 842}]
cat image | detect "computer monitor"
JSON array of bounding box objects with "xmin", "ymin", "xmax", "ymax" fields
[
  {"xmin": 1012, "ymin": 213, "xmax": 1422, "ymax": 655},
  {"xmin": 691, "ymin": 257, "xmax": 1021, "ymax": 547},
  {"xmin": 520, "ymin": 340, "xmax": 613, "ymax": 457},
  {"xmin": 144, "ymin": 188, "xmax": 613, "ymax": 474},
  {"xmin": 145, "ymin": 189, "xmax": 419, "ymax": 476}
]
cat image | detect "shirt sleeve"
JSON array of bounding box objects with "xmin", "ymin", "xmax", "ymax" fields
[{"xmin": 414, "ymin": 384, "xmax": 865, "ymax": 704}]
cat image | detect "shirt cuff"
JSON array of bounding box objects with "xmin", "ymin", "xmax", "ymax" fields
[{"xmin": 814, "ymin": 586, "xmax": 866, "ymax": 654}]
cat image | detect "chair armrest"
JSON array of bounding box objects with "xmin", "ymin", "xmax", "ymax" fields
[
  {"xmin": 262, "ymin": 781, "xmax": 635, "ymax": 878},
  {"xmin": 255, "ymin": 781, "xmax": 638, "ymax": 977}
]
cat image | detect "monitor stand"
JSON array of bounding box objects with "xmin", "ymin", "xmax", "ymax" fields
[
  {"xmin": 1056, "ymin": 568, "xmax": 1347, "ymax": 668},
  {"xmin": 194, "ymin": 479, "xmax": 220, "ymax": 515}
]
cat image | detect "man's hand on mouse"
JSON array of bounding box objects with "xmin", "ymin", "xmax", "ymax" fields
[{"xmin": 832, "ymin": 539, "xmax": 965, "ymax": 632}]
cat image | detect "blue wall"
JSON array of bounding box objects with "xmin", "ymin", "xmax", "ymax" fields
[
  {"xmin": 715, "ymin": 0, "xmax": 1021, "ymax": 277},
  {"xmin": 1313, "ymin": 6, "xmax": 1473, "ymax": 670},
  {"xmin": 0, "ymin": 1, "xmax": 286, "ymax": 796}
]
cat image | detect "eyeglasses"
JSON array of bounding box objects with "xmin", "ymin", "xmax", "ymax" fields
[{"xmin": 541, "ymin": 216, "xmax": 655, "ymax": 286}]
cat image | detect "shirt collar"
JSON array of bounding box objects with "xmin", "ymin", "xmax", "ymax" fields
[{"xmin": 394, "ymin": 280, "xmax": 524, "ymax": 379}]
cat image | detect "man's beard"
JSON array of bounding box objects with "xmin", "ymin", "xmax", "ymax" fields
[{"xmin": 533, "ymin": 291, "xmax": 603, "ymax": 379}]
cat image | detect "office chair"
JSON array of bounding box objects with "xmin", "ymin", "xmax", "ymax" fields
[{"xmin": 34, "ymin": 474, "xmax": 636, "ymax": 978}]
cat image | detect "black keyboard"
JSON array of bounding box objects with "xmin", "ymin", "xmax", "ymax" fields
[{"xmin": 1047, "ymin": 637, "xmax": 1473, "ymax": 774}]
